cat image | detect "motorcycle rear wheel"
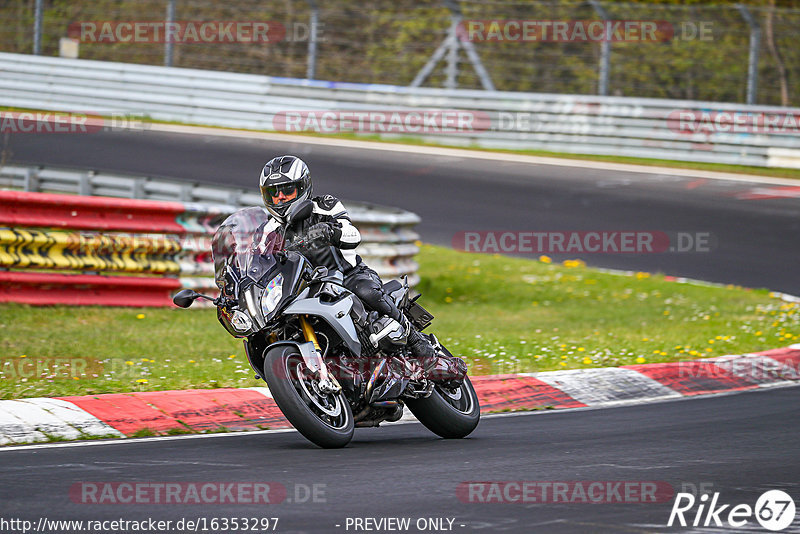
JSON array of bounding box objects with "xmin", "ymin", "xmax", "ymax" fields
[
  {"xmin": 406, "ymin": 375, "xmax": 480, "ymax": 439},
  {"xmin": 263, "ymin": 345, "xmax": 354, "ymax": 448}
]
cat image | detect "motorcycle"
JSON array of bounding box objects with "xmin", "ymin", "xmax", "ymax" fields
[{"xmin": 173, "ymin": 200, "xmax": 480, "ymax": 448}]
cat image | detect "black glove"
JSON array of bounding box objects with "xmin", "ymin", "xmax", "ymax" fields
[{"xmin": 305, "ymin": 222, "xmax": 334, "ymax": 245}]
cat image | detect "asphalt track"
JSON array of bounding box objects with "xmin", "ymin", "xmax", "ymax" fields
[
  {"xmin": 0, "ymin": 387, "xmax": 798, "ymax": 533},
  {"xmin": 3, "ymin": 128, "xmax": 800, "ymax": 294},
  {"xmin": 2, "ymin": 129, "xmax": 800, "ymax": 533}
]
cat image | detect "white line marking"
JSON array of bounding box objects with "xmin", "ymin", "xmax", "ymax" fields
[
  {"xmin": 534, "ymin": 367, "xmax": 682, "ymax": 404},
  {"xmin": 1, "ymin": 383, "xmax": 797, "ymax": 453},
  {"xmin": 246, "ymin": 387, "xmax": 273, "ymax": 398}
]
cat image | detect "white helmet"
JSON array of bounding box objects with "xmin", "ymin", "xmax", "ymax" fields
[{"xmin": 259, "ymin": 155, "xmax": 312, "ymax": 223}]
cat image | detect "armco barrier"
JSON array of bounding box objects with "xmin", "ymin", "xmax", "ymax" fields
[
  {"xmin": 1, "ymin": 52, "xmax": 799, "ymax": 167},
  {"xmin": 0, "ymin": 174, "xmax": 421, "ymax": 306},
  {"xmin": 0, "ymin": 272, "xmax": 181, "ymax": 307}
]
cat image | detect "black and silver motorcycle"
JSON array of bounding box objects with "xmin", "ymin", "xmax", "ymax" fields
[{"xmin": 173, "ymin": 201, "xmax": 479, "ymax": 448}]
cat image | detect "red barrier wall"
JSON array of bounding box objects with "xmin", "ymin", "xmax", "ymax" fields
[
  {"xmin": 0, "ymin": 272, "xmax": 181, "ymax": 307},
  {"xmin": 0, "ymin": 190, "xmax": 186, "ymax": 233}
]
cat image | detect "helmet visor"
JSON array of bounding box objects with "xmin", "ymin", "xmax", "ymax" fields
[{"xmin": 262, "ymin": 182, "xmax": 299, "ymax": 206}]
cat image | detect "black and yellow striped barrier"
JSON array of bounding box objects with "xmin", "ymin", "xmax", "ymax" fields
[{"xmin": 0, "ymin": 228, "xmax": 181, "ymax": 274}]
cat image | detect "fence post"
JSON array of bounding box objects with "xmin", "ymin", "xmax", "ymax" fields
[
  {"xmin": 445, "ymin": 20, "xmax": 459, "ymax": 89},
  {"xmin": 306, "ymin": 0, "xmax": 319, "ymax": 80},
  {"xmin": 737, "ymin": 4, "xmax": 760, "ymax": 105},
  {"xmin": 164, "ymin": 0, "xmax": 176, "ymax": 67},
  {"xmin": 589, "ymin": 0, "xmax": 611, "ymax": 97},
  {"xmin": 412, "ymin": 0, "xmax": 495, "ymax": 91},
  {"xmin": 33, "ymin": 0, "xmax": 44, "ymax": 55}
]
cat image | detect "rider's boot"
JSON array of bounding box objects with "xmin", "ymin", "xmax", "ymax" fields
[{"xmin": 405, "ymin": 321, "xmax": 467, "ymax": 383}]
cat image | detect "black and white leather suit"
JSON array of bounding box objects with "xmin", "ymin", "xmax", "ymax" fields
[{"xmin": 259, "ymin": 194, "xmax": 436, "ymax": 360}]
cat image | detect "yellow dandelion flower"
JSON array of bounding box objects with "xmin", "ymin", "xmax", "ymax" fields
[
  {"xmin": 539, "ymin": 255, "xmax": 552, "ymax": 264},
  {"xmin": 136, "ymin": 314, "xmax": 145, "ymax": 319},
  {"xmin": 636, "ymin": 357, "xmax": 646, "ymax": 364}
]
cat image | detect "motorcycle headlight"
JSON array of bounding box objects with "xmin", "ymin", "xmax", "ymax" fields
[
  {"xmin": 261, "ymin": 274, "xmax": 284, "ymax": 316},
  {"xmin": 230, "ymin": 310, "xmax": 253, "ymax": 333}
]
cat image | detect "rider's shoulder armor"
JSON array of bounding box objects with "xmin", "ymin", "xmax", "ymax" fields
[{"xmin": 312, "ymin": 195, "xmax": 348, "ymax": 219}]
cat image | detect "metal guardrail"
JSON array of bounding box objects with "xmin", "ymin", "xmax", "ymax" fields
[
  {"xmin": 0, "ymin": 165, "xmax": 422, "ymax": 304},
  {"xmin": 1, "ymin": 52, "xmax": 799, "ymax": 169}
]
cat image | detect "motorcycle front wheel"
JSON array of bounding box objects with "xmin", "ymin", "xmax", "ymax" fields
[
  {"xmin": 406, "ymin": 375, "xmax": 480, "ymax": 439},
  {"xmin": 263, "ymin": 345, "xmax": 354, "ymax": 448}
]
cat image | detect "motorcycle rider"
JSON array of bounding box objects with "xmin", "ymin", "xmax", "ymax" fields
[{"xmin": 257, "ymin": 155, "xmax": 466, "ymax": 383}]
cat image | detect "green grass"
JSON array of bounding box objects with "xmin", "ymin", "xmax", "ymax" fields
[
  {"xmin": 2, "ymin": 105, "xmax": 799, "ymax": 180},
  {"xmin": 415, "ymin": 246, "xmax": 798, "ymax": 376},
  {"xmin": 1, "ymin": 244, "xmax": 797, "ymax": 399}
]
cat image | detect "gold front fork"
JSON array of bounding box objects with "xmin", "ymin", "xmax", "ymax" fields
[
  {"xmin": 299, "ymin": 315, "xmax": 321, "ymax": 351},
  {"xmin": 297, "ymin": 314, "xmax": 340, "ymax": 393}
]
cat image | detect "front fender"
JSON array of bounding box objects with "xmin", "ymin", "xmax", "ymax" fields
[{"xmin": 263, "ymin": 340, "xmax": 320, "ymax": 374}]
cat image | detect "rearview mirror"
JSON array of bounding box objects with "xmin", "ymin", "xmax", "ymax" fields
[
  {"xmin": 286, "ymin": 199, "xmax": 313, "ymax": 226},
  {"xmin": 173, "ymin": 289, "xmax": 200, "ymax": 308}
]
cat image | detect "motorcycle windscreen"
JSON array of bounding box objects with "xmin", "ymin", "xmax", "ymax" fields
[{"xmin": 211, "ymin": 207, "xmax": 281, "ymax": 287}]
